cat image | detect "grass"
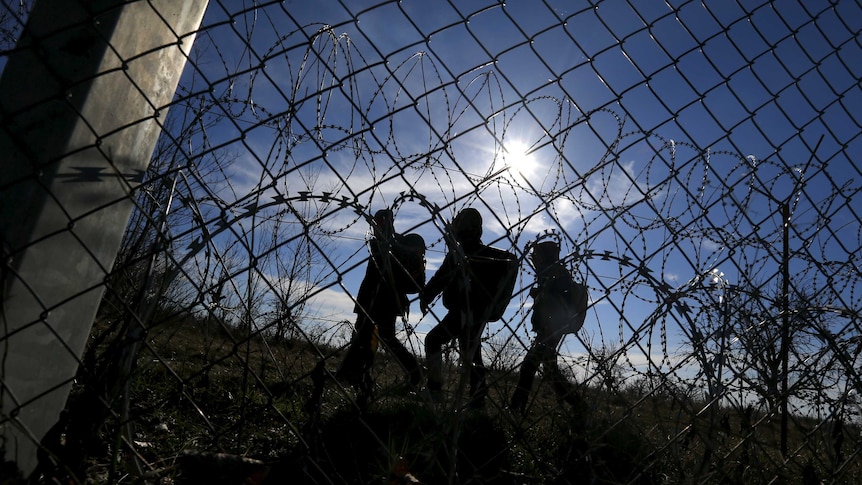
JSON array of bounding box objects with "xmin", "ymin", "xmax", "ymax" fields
[{"xmin": 21, "ymin": 308, "xmax": 862, "ymax": 484}]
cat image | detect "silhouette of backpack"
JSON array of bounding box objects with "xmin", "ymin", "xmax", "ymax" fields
[
  {"xmin": 469, "ymin": 245, "xmax": 518, "ymax": 322},
  {"xmin": 536, "ymin": 269, "xmax": 588, "ymax": 335},
  {"xmin": 391, "ymin": 233, "xmax": 426, "ymax": 294}
]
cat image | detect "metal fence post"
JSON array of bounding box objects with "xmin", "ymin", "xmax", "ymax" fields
[
  {"xmin": 780, "ymin": 201, "xmax": 790, "ymax": 458},
  {"xmin": 0, "ymin": 0, "xmax": 207, "ymax": 475}
]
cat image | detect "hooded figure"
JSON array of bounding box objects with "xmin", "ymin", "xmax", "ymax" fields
[
  {"xmin": 510, "ymin": 237, "xmax": 583, "ymax": 414},
  {"xmin": 421, "ymin": 208, "xmax": 504, "ymax": 408},
  {"xmin": 336, "ymin": 209, "xmax": 424, "ymax": 405}
]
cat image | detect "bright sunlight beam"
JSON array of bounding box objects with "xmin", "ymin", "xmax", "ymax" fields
[{"xmin": 502, "ymin": 139, "xmax": 537, "ymax": 180}]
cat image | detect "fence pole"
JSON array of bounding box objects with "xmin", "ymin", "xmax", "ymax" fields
[
  {"xmin": 0, "ymin": 0, "xmax": 207, "ymax": 476},
  {"xmin": 780, "ymin": 201, "xmax": 790, "ymax": 457}
]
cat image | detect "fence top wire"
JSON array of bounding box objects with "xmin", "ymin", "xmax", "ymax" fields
[{"xmin": 160, "ymin": 0, "xmax": 862, "ymax": 332}]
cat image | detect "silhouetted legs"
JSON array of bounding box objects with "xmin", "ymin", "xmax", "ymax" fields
[
  {"xmin": 336, "ymin": 313, "xmax": 376, "ymax": 405},
  {"xmin": 376, "ymin": 315, "xmax": 423, "ymax": 388},
  {"xmin": 511, "ymin": 330, "xmax": 576, "ymax": 414},
  {"xmin": 425, "ymin": 309, "xmax": 488, "ymax": 406},
  {"xmin": 337, "ymin": 309, "xmax": 423, "ymax": 403}
]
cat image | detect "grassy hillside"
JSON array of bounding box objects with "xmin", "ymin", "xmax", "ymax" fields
[{"xmin": 33, "ymin": 309, "xmax": 861, "ymax": 484}]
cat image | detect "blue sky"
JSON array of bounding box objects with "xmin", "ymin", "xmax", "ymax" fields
[
  {"xmin": 0, "ymin": 0, "xmax": 859, "ymax": 420},
  {"xmin": 145, "ymin": 0, "xmax": 862, "ymax": 392}
]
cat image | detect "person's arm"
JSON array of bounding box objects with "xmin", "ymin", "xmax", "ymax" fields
[
  {"xmin": 368, "ymin": 236, "xmax": 391, "ymax": 269},
  {"xmin": 420, "ymin": 253, "xmax": 453, "ymax": 313}
]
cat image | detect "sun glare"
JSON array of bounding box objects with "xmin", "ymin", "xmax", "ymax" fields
[{"xmin": 502, "ymin": 139, "xmax": 536, "ymax": 178}]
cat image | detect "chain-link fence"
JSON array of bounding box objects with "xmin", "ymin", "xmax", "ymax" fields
[{"xmin": 2, "ymin": 0, "xmax": 861, "ymax": 483}]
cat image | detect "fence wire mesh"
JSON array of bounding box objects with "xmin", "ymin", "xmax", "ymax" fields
[{"xmin": 2, "ymin": 0, "xmax": 862, "ymax": 483}]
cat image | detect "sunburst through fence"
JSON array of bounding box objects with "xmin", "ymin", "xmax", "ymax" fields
[{"xmin": 1, "ymin": 0, "xmax": 861, "ymax": 483}]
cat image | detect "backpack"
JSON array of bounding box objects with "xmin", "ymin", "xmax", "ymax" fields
[
  {"xmin": 536, "ymin": 269, "xmax": 588, "ymax": 335},
  {"xmin": 468, "ymin": 245, "xmax": 519, "ymax": 322},
  {"xmin": 390, "ymin": 233, "xmax": 426, "ymax": 294}
]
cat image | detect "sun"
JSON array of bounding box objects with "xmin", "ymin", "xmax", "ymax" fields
[{"xmin": 502, "ymin": 139, "xmax": 536, "ymax": 178}]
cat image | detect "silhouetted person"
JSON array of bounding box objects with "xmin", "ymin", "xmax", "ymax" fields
[
  {"xmin": 336, "ymin": 209, "xmax": 425, "ymax": 404},
  {"xmin": 510, "ymin": 238, "xmax": 585, "ymax": 414},
  {"xmin": 421, "ymin": 208, "xmax": 516, "ymax": 408}
]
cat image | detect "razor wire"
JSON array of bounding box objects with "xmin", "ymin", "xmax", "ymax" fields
[{"xmin": 2, "ymin": 0, "xmax": 862, "ymax": 483}]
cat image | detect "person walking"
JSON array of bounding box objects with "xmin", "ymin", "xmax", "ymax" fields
[
  {"xmin": 510, "ymin": 236, "xmax": 586, "ymax": 415},
  {"xmin": 420, "ymin": 208, "xmax": 516, "ymax": 408},
  {"xmin": 336, "ymin": 209, "xmax": 425, "ymax": 405}
]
